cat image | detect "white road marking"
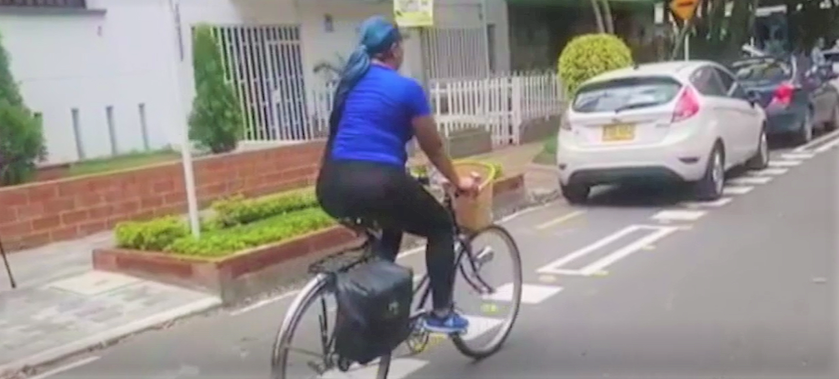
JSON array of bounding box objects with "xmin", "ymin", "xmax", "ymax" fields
[
  {"xmin": 769, "ymin": 160, "xmax": 802, "ymax": 167},
  {"xmin": 681, "ymin": 197, "xmax": 733, "ymax": 208},
  {"xmin": 321, "ymin": 358, "xmax": 428, "ymax": 379},
  {"xmin": 537, "ymin": 225, "xmax": 680, "ymax": 275},
  {"xmin": 814, "ymin": 136, "xmax": 839, "ymax": 153},
  {"xmin": 723, "ymin": 186, "xmax": 754, "ymax": 195},
  {"xmin": 793, "ymin": 128, "xmax": 839, "ymax": 152},
  {"xmin": 578, "ymin": 226, "xmax": 680, "ymax": 276},
  {"xmin": 781, "ymin": 153, "xmax": 816, "ymax": 160},
  {"xmin": 461, "ymin": 315, "xmax": 504, "ymax": 341},
  {"xmin": 535, "ymin": 210, "xmax": 586, "ymax": 230},
  {"xmin": 728, "ymin": 176, "xmax": 772, "ymax": 185},
  {"xmin": 482, "ymin": 283, "xmax": 563, "ymax": 304},
  {"xmin": 28, "ymin": 356, "xmax": 101, "ymax": 379},
  {"xmin": 747, "ymin": 167, "xmax": 789, "ymax": 176},
  {"xmin": 651, "ymin": 210, "xmax": 707, "ymax": 222},
  {"xmin": 229, "ymin": 290, "xmax": 300, "ymax": 316}
]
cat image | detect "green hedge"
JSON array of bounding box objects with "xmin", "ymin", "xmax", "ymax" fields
[
  {"xmin": 212, "ymin": 189, "xmax": 317, "ymax": 227},
  {"xmin": 558, "ymin": 33, "xmax": 633, "ymax": 96},
  {"xmin": 166, "ymin": 208, "xmax": 335, "ymax": 257}
]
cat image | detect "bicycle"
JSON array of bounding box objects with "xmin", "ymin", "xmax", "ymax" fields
[{"xmin": 270, "ymin": 174, "xmax": 523, "ymax": 379}]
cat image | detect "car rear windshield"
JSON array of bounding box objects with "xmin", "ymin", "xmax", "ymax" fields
[
  {"xmin": 572, "ymin": 77, "xmax": 683, "ymax": 113},
  {"xmin": 732, "ymin": 59, "xmax": 793, "ymax": 82}
]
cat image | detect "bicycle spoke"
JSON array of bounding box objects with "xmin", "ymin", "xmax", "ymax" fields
[{"xmin": 285, "ymin": 346, "xmax": 325, "ymax": 359}]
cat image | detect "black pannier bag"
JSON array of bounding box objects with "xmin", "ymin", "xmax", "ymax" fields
[{"xmin": 333, "ymin": 259, "xmax": 414, "ymax": 364}]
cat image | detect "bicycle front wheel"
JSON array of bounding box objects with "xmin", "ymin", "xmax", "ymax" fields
[
  {"xmin": 270, "ymin": 275, "xmax": 392, "ymax": 379},
  {"xmin": 451, "ymin": 224, "xmax": 523, "ymax": 359}
]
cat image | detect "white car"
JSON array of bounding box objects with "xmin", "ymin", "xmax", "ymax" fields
[{"xmin": 557, "ymin": 60, "xmax": 770, "ymax": 203}]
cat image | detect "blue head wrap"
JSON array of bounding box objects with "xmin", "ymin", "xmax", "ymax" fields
[{"xmin": 327, "ymin": 16, "xmax": 401, "ymax": 138}]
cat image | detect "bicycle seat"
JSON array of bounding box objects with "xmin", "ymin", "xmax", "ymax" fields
[{"xmin": 339, "ymin": 217, "xmax": 381, "ymax": 234}]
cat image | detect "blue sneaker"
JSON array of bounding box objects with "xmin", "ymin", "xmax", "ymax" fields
[{"xmin": 423, "ymin": 311, "xmax": 469, "ymax": 334}]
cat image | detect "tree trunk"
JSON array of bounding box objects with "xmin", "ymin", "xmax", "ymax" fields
[
  {"xmin": 590, "ymin": 0, "xmax": 605, "ymax": 33},
  {"xmin": 601, "ymin": 0, "xmax": 614, "ymax": 34}
]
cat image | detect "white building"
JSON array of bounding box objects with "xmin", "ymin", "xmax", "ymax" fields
[{"xmin": 0, "ymin": 0, "xmax": 511, "ymax": 164}]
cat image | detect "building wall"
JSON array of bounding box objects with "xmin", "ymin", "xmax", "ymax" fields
[{"xmin": 0, "ymin": 0, "xmax": 181, "ymax": 164}]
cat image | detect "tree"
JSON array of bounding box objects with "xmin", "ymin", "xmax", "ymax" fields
[
  {"xmin": 188, "ymin": 24, "xmax": 243, "ymax": 154},
  {"xmin": 589, "ymin": 0, "xmax": 614, "ymax": 34},
  {"xmin": 0, "ymin": 31, "xmax": 45, "ymax": 186}
]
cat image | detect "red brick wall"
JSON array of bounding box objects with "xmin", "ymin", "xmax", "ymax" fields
[{"xmin": 0, "ymin": 141, "xmax": 324, "ymax": 252}]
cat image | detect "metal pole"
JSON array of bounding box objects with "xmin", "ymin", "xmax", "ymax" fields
[
  {"xmin": 170, "ymin": 0, "xmax": 201, "ymax": 238},
  {"xmin": 480, "ymin": 0, "xmax": 491, "ymax": 76},
  {"xmin": 0, "ymin": 235, "xmax": 16, "ymax": 289},
  {"xmin": 684, "ymin": 28, "xmax": 690, "ymax": 61}
]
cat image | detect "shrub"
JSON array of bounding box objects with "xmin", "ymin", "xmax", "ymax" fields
[
  {"xmin": 0, "ymin": 31, "xmax": 46, "ymax": 186},
  {"xmin": 189, "ymin": 24, "xmax": 242, "ymax": 154},
  {"xmin": 557, "ymin": 33, "xmax": 634, "ymax": 96},
  {"xmin": 115, "ymin": 217, "xmax": 189, "ymax": 251},
  {"xmin": 212, "ymin": 189, "xmax": 318, "ymax": 227},
  {"xmin": 166, "ymin": 208, "xmax": 335, "ymax": 257}
]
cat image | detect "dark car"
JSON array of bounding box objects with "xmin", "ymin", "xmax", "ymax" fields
[{"xmin": 730, "ymin": 55, "xmax": 839, "ymax": 144}]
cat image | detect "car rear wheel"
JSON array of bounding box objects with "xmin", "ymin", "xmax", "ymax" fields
[
  {"xmin": 561, "ymin": 183, "xmax": 590, "ymax": 204},
  {"xmin": 693, "ymin": 144, "xmax": 725, "ymax": 201},
  {"xmin": 827, "ymin": 105, "xmax": 839, "ymax": 132},
  {"xmin": 746, "ymin": 128, "xmax": 769, "ymax": 170},
  {"xmin": 793, "ymin": 110, "xmax": 814, "ymax": 145}
]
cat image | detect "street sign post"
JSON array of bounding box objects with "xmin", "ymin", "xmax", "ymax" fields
[{"xmin": 669, "ymin": 0, "xmax": 699, "ymax": 61}]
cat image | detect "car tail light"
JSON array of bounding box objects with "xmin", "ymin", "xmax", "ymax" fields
[
  {"xmin": 672, "ymin": 87, "xmax": 700, "ymax": 123},
  {"xmin": 771, "ymin": 82, "xmax": 794, "ymax": 106}
]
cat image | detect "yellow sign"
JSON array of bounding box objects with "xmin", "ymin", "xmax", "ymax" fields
[
  {"xmin": 669, "ymin": 0, "xmax": 700, "ymax": 22},
  {"xmin": 394, "ymin": 0, "xmax": 434, "ymax": 28}
]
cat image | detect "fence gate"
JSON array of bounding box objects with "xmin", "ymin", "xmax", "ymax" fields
[
  {"xmin": 421, "ymin": 26, "xmax": 491, "ymax": 80},
  {"xmin": 209, "ymin": 25, "xmax": 312, "ymax": 142}
]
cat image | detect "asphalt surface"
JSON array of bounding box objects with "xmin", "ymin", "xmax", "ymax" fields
[{"xmin": 30, "ymin": 133, "xmax": 839, "ymax": 379}]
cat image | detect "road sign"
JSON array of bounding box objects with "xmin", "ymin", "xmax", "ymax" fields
[
  {"xmin": 669, "ymin": 0, "xmax": 699, "ymax": 22},
  {"xmin": 394, "ymin": 0, "xmax": 434, "ymax": 28}
]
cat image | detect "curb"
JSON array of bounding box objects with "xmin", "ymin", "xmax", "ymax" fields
[{"xmin": 0, "ymin": 297, "xmax": 222, "ymax": 378}]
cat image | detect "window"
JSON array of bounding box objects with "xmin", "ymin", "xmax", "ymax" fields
[
  {"xmin": 0, "ymin": 0, "xmax": 86, "ymax": 8},
  {"xmin": 731, "ymin": 59, "xmax": 793, "ymax": 83},
  {"xmin": 572, "ymin": 76, "xmax": 683, "ymax": 113},
  {"xmin": 690, "ymin": 67, "xmax": 727, "ymax": 97}
]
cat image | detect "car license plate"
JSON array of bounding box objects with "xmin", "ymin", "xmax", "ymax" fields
[{"xmin": 602, "ymin": 123, "xmax": 635, "ymax": 142}]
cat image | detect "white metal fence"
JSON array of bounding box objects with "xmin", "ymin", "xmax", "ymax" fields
[{"xmin": 305, "ymin": 71, "xmax": 564, "ymax": 147}]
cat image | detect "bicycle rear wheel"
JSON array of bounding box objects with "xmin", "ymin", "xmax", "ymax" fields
[
  {"xmin": 451, "ymin": 224, "xmax": 523, "ymax": 359},
  {"xmin": 271, "ymin": 275, "xmax": 392, "ymax": 379}
]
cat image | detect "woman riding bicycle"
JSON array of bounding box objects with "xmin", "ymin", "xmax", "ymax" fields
[{"xmin": 316, "ymin": 15, "xmax": 478, "ymax": 335}]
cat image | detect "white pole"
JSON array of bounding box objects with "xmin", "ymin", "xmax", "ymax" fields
[
  {"xmin": 684, "ymin": 26, "xmax": 690, "ymax": 61},
  {"xmin": 170, "ymin": 0, "xmax": 201, "ymax": 238},
  {"xmin": 480, "ymin": 0, "xmax": 491, "ymax": 76}
]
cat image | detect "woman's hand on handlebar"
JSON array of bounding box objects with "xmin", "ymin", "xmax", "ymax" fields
[{"xmin": 454, "ymin": 173, "xmax": 481, "ymax": 197}]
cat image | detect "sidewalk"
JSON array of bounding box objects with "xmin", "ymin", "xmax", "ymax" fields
[{"xmin": 0, "ymin": 142, "xmax": 557, "ymax": 376}]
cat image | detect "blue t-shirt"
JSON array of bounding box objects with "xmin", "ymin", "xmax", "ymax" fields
[{"xmin": 330, "ymin": 65, "xmax": 431, "ymax": 167}]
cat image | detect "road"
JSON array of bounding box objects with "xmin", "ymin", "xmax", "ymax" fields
[{"xmin": 29, "ymin": 132, "xmax": 839, "ymax": 379}]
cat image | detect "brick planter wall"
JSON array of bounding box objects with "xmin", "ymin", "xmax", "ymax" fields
[{"xmin": 0, "ymin": 141, "xmax": 324, "ymax": 251}]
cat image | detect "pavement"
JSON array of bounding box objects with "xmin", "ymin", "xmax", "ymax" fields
[
  {"xmin": 0, "ymin": 141, "xmax": 554, "ymax": 377},
  {"xmin": 16, "ymin": 129, "xmax": 838, "ymax": 379}
]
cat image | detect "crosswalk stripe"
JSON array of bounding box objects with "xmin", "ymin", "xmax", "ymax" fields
[
  {"xmin": 781, "ymin": 153, "xmax": 816, "ymax": 160},
  {"xmin": 681, "ymin": 197, "xmax": 733, "ymax": 208},
  {"xmin": 723, "ymin": 186, "xmax": 753, "ymax": 195},
  {"xmin": 482, "ymin": 283, "xmax": 563, "ymax": 304},
  {"xmin": 769, "ymin": 160, "xmax": 802, "ymax": 167},
  {"xmin": 652, "ymin": 210, "xmax": 707, "ymax": 222},
  {"xmin": 728, "ymin": 176, "xmax": 772, "ymax": 185},
  {"xmin": 748, "ymin": 167, "xmax": 789, "ymax": 176},
  {"xmin": 321, "ymin": 358, "xmax": 428, "ymax": 379},
  {"xmin": 461, "ymin": 315, "xmax": 504, "ymax": 341}
]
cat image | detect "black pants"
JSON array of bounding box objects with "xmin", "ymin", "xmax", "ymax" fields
[{"xmin": 316, "ymin": 159, "xmax": 456, "ymax": 311}]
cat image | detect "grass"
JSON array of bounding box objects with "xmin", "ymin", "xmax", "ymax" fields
[{"xmin": 67, "ymin": 149, "xmax": 182, "ymax": 177}]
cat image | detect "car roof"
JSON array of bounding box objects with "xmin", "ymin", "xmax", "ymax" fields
[{"xmin": 581, "ymin": 60, "xmax": 719, "ymax": 87}]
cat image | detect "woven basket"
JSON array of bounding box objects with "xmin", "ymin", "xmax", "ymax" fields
[{"xmin": 451, "ymin": 161, "xmax": 496, "ymax": 232}]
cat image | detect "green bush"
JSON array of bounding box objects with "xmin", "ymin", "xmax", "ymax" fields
[
  {"xmin": 212, "ymin": 189, "xmax": 317, "ymax": 227},
  {"xmin": 166, "ymin": 208, "xmax": 335, "ymax": 257},
  {"xmin": 189, "ymin": 24, "xmax": 243, "ymax": 154},
  {"xmin": 0, "ymin": 31, "xmax": 46, "ymax": 186},
  {"xmin": 557, "ymin": 33, "xmax": 634, "ymax": 96},
  {"xmin": 115, "ymin": 217, "xmax": 189, "ymax": 251}
]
